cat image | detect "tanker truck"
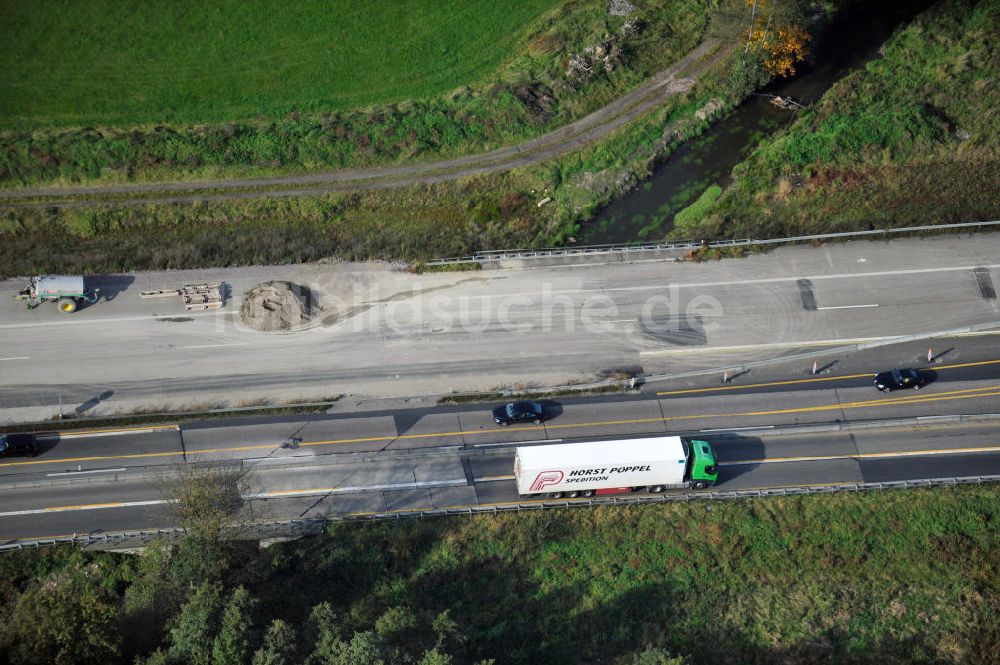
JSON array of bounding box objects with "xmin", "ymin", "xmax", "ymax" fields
[
  {"xmin": 15, "ymin": 275, "xmax": 100, "ymax": 313},
  {"xmin": 514, "ymin": 435, "xmax": 718, "ymax": 498}
]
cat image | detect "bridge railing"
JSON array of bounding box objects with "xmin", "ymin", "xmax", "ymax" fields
[{"xmin": 425, "ymin": 220, "xmax": 1000, "ymax": 265}]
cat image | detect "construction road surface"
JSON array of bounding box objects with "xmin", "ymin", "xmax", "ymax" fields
[{"xmin": 1, "ymin": 233, "xmax": 999, "ymax": 423}]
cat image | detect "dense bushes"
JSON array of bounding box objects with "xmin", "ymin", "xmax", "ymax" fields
[{"xmin": 1, "ymin": 485, "xmax": 997, "ymax": 664}]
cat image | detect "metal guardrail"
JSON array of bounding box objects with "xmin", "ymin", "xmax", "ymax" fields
[
  {"xmin": 334, "ymin": 475, "xmax": 1000, "ymax": 523},
  {"xmin": 426, "ymin": 220, "xmax": 1000, "ymax": 265},
  {"xmin": 3, "ymin": 474, "xmax": 997, "ymax": 552},
  {"xmin": 6, "ymin": 398, "xmax": 342, "ymax": 434},
  {"xmin": 0, "ymin": 528, "xmax": 186, "ymax": 552}
]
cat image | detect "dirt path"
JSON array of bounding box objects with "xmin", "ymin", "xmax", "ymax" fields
[{"xmin": 1, "ymin": 40, "xmax": 728, "ymax": 209}]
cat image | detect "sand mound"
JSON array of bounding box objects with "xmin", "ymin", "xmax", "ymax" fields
[{"xmin": 240, "ymin": 281, "xmax": 318, "ymax": 332}]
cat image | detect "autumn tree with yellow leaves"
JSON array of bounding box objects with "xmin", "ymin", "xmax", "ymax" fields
[{"xmin": 743, "ymin": 0, "xmax": 811, "ymax": 76}]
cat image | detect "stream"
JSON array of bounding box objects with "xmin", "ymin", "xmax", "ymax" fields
[{"xmin": 578, "ymin": 0, "xmax": 934, "ymax": 245}]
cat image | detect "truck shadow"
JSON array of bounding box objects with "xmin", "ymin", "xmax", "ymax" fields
[
  {"xmin": 90, "ymin": 274, "xmax": 136, "ymax": 304},
  {"xmin": 694, "ymin": 432, "xmax": 765, "ymax": 488}
]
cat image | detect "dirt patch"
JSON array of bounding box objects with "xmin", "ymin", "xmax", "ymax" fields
[{"xmin": 240, "ymin": 281, "xmax": 321, "ymax": 332}]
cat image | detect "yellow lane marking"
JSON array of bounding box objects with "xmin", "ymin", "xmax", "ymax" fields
[
  {"xmin": 656, "ymin": 386, "xmax": 1000, "ymax": 422},
  {"xmin": 43, "ymin": 424, "xmax": 179, "ymax": 437},
  {"xmin": 657, "ymin": 372, "xmax": 877, "ymax": 396},
  {"xmin": 3, "ymin": 386, "xmax": 999, "ymax": 469},
  {"xmin": 0, "ymin": 449, "xmax": 185, "ymax": 468},
  {"xmin": 721, "ymin": 445, "xmax": 1000, "ymax": 466},
  {"xmin": 45, "ymin": 501, "xmax": 128, "ymax": 512},
  {"xmin": 656, "ymin": 358, "xmax": 1000, "ymax": 396},
  {"xmin": 937, "ymin": 359, "xmax": 1000, "ymax": 371},
  {"xmin": 264, "ymin": 488, "xmax": 336, "ymax": 496}
]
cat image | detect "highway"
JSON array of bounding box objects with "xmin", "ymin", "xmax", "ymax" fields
[
  {"xmin": 1, "ymin": 234, "xmax": 999, "ymax": 423},
  {"xmin": 1, "ymin": 358, "xmax": 998, "ymax": 543}
]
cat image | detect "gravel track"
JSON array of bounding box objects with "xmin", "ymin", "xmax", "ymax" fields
[{"xmin": 1, "ymin": 40, "xmax": 726, "ymax": 209}]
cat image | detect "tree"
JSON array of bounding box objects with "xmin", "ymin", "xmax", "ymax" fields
[
  {"xmin": 741, "ymin": 0, "xmax": 811, "ymax": 76},
  {"xmin": 631, "ymin": 646, "xmax": 688, "ymax": 665},
  {"xmin": 0, "ymin": 569, "xmax": 120, "ymax": 665},
  {"xmin": 418, "ymin": 649, "xmax": 454, "ymax": 665},
  {"xmin": 304, "ymin": 601, "xmax": 340, "ymax": 664},
  {"xmin": 431, "ymin": 610, "xmax": 467, "ymax": 653},
  {"xmin": 212, "ymin": 586, "xmax": 257, "ymax": 665},
  {"xmin": 252, "ymin": 620, "xmax": 298, "ymax": 665},
  {"xmin": 307, "ymin": 629, "xmax": 386, "ymax": 665},
  {"xmin": 160, "ymin": 465, "xmax": 245, "ymax": 544},
  {"xmin": 166, "ymin": 582, "xmax": 224, "ymax": 665}
]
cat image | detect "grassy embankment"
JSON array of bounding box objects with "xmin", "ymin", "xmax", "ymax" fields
[
  {"xmin": 671, "ymin": 0, "xmax": 1000, "ymax": 240},
  {"xmin": 0, "ymin": 0, "xmax": 707, "ymax": 186},
  {"xmin": 1, "ymin": 485, "xmax": 997, "ymax": 664}
]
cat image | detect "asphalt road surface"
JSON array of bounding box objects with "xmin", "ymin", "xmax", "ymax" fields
[
  {"xmin": 2, "ymin": 234, "xmax": 998, "ymax": 423},
  {"xmin": 1, "ymin": 363, "xmax": 998, "ymax": 543}
]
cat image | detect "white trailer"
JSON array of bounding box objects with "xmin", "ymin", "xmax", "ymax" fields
[{"xmin": 513, "ymin": 436, "xmax": 718, "ymax": 498}]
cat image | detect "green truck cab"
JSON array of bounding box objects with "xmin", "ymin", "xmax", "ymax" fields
[{"xmin": 686, "ymin": 438, "xmax": 718, "ymax": 489}]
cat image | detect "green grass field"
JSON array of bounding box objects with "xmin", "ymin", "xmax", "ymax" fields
[
  {"xmin": 0, "ymin": 0, "xmax": 712, "ymax": 186},
  {"xmin": 0, "ymin": 0, "xmax": 558, "ymax": 128}
]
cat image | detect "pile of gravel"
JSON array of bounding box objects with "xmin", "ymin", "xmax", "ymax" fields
[{"xmin": 240, "ymin": 281, "xmax": 318, "ymax": 332}]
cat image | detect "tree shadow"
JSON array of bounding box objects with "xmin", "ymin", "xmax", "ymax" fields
[{"xmin": 73, "ymin": 389, "xmax": 115, "ymax": 416}]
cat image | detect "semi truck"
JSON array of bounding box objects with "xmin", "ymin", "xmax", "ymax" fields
[
  {"xmin": 15, "ymin": 275, "xmax": 100, "ymax": 313},
  {"xmin": 514, "ymin": 435, "xmax": 718, "ymax": 498}
]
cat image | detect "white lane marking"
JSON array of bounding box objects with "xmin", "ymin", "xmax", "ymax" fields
[
  {"xmin": 180, "ymin": 342, "xmax": 249, "ymax": 349},
  {"xmin": 473, "ymin": 439, "xmax": 563, "ymax": 448},
  {"xmin": 581, "ymin": 263, "xmax": 1000, "ymax": 293},
  {"xmin": 817, "ymin": 304, "xmax": 880, "ymax": 310},
  {"xmin": 246, "ymin": 478, "xmax": 468, "ymax": 499},
  {"xmin": 0, "ymin": 356, "xmax": 31, "ymax": 361},
  {"xmin": 0, "ymin": 499, "xmax": 169, "ymax": 518},
  {"xmin": 449, "ymin": 263, "xmax": 1000, "ymax": 301},
  {"xmin": 719, "ymin": 444, "xmax": 1000, "ymax": 467},
  {"xmin": 640, "ymin": 330, "xmax": 1000, "ymax": 356},
  {"xmin": 700, "ymin": 426, "xmax": 775, "ymax": 433},
  {"xmin": 641, "ymin": 336, "xmax": 895, "ymax": 356},
  {"xmin": 477, "ymin": 475, "xmax": 516, "ymax": 482},
  {"xmin": 47, "ymin": 468, "xmax": 127, "ymax": 477},
  {"xmin": 37, "ymin": 426, "xmax": 177, "ymax": 441},
  {"xmin": 0, "ymin": 309, "xmax": 227, "ymax": 330}
]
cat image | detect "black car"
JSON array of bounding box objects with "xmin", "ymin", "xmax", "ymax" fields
[
  {"xmin": 492, "ymin": 401, "xmax": 545, "ymax": 426},
  {"xmin": 0, "ymin": 433, "xmax": 38, "ymax": 457},
  {"xmin": 874, "ymin": 368, "xmax": 923, "ymax": 392}
]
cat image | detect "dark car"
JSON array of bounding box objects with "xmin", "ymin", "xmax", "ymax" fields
[
  {"xmin": 874, "ymin": 368, "xmax": 923, "ymax": 392},
  {"xmin": 0, "ymin": 433, "xmax": 38, "ymax": 457},
  {"xmin": 492, "ymin": 401, "xmax": 545, "ymax": 426}
]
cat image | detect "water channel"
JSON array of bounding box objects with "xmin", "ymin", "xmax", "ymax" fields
[{"xmin": 578, "ymin": 0, "xmax": 934, "ymax": 245}]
